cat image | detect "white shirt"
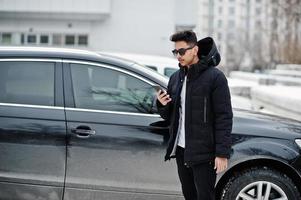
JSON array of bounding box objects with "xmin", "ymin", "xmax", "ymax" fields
[{"xmin": 177, "ymin": 76, "xmax": 187, "ymax": 148}]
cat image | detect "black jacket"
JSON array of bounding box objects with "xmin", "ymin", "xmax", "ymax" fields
[{"xmin": 157, "ymin": 37, "xmax": 233, "ymax": 165}]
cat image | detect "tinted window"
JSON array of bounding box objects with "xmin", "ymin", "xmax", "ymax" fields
[
  {"xmin": 0, "ymin": 61, "xmax": 55, "ymax": 106},
  {"xmin": 70, "ymin": 63, "xmax": 156, "ymax": 113},
  {"xmin": 164, "ymin": 67, "xmax": 177, "ymax": 77},
  {"xmin": 78, "ymin": 35, "xmax": 88, "ymax": 45},
  {"xmin": 65, "ymin": 35, "xmax": 75, "ymax": 45},
  {"xmin": 40, "ymin": 35, "xmax": 49, "ymax": 44}
]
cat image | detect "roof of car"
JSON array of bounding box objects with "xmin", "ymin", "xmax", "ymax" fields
[
  {"xmin": 0, "ymin": 46, "xmax": 135, "ymax": 66},
  {"xmin": 99, "ymin": 51, "xmax": 179, "ymax": 69},
  {"xmin": 0, "ymin": 46, "xmax": 168, "ymax": 86}
]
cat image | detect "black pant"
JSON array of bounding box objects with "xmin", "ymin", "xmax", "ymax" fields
[{"xmin": 176, "ymin": 146, "xmax": 216, "ymax": 200}]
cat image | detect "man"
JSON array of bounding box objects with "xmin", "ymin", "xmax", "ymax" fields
[{"xmin": 156, "ymin": 30, "xmax": 233, "ymax": 200}]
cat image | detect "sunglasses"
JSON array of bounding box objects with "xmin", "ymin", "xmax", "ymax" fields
[{"xmin": 172, "ymin": 45, "xmax": 195, "ymax": 57}]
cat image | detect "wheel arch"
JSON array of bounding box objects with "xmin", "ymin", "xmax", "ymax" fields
[{"xmin": 215, "ymin": 158, "xmax": 301, "ymax": 198}]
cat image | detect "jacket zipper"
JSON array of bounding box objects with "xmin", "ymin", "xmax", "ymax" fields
[{"xmin": 204, "ymin": 97, "xmax": 207, "ymax": 123}]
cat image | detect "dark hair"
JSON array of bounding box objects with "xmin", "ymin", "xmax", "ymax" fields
[{"xmin": 170, "ymin": 30, "xmax": 197, "ymax": 45}]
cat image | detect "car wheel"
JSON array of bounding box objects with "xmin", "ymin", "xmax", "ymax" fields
[{"xmin": 220, "ymin": 167, "xmax": 301, "ymax": 200}]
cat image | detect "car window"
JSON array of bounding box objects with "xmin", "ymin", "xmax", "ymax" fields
[
  {"xmin": 70, "ymin": 63, "xmax": 157, "ymax": 113},
  {"xmin": 0, "ymin": 61, "xmax": 55, "ymax": 106},
  {"xmin": 164, "ymin": 67, "xmax": 177, "ymax": 77}
]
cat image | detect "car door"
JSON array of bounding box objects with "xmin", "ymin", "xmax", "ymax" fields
[
  {"xmin": 0, "ymin": 59, "xmax": 66, "ymax": 200},
  {"xmin": 63, "ymin": 60, "xmax": 183, "ymax": 200}
]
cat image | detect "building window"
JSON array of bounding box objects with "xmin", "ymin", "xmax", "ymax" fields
[
  {"xmin": 65, "ymin": 35, "xmax": 75, "ymax": 45},
  {"xmin": 40, "ymin": 35, "xmax": 49, "ymax": 44},
  {"xmin": 218, "ymin": 20, "xmax": 223, "ymax": 27},
  {"xmin": 256, "ymin": 20, "xmax": 262, "ymax": 27},
  {"xmin": 1, "ymin": 33, "xmax": 12, "ymax": 44},
  {"xmin": 227, "ymin": 32, "xmax": 235, "ymax": 40},
  {"xmin": 228, "ymin": 20, "xmax": 235, "ymax": 28},
  {"xmin": 256, "ymin": 7, "xmax": 261, "ymax": 15},
  {"xmin": 219, "ymin": 7, "xmax": 223, "ymax": 13},
  {"xmin": 27, "ymin": 35, "xmax": 37, "ymax": 44},
  {"xmin": 18, "ymin": 33, "xmax": 88, "ymax": 47},
  {"xmin": 53, "ymin": 34, "xmax": 63, "ymax": 45},
  {"xmin": 78, "ymin": 35, "xmax": 88, "ymax": 45},
  {"xmin": 254, "ymin": 33, "xmax": 261, "ymax": 41},
  {"xmin": 229, "ymin": 7, "xmax": 235, "ymax": 15},
  {"xmin": 21, "ymin": 34, "xmax": 25, "ymax": 44},
  {"xmin": 272, "ymin": 8, "xmax": 278, "ymax": 16}
]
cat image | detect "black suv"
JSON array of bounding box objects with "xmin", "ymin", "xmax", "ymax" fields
[{"xmin": 0, "ymin": 47, "xmax": 301, "ymax": 200}]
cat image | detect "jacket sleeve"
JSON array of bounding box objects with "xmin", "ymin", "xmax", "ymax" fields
[
  {"xmin": 212, "ymin": 71, "xmax": 233, "ymax": 158},
  {"xmin": 156, "ymin": 75, "xmax": 174, "ymax": 121}
]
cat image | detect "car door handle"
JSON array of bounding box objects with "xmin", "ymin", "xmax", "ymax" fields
[{"xmin": 71, "ymin": 127, "xmax": 96, "ymax": 139}]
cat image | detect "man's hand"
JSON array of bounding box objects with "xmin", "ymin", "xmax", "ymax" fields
[
  {"xmin": 214, "ymin": 157, "xmax": 228, "ymax": 174},
  {"xmin": 157, "ymin": 90, "xmax": 172, "ymax": 106}
]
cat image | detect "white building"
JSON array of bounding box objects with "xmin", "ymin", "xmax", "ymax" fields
[
  {"xmin": 0, "ymin": 0, "xmax": 197, "ymax": 56},
  {"xmin": 196, "ymin": 0, "xmax": 267, "ymax": 71}
]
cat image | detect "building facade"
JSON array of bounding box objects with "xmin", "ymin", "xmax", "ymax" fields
[{"xmin": 0, "ymin": 0, "xmax": 197, "ymax": 56}]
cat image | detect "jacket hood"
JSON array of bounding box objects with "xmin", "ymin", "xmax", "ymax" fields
[
  {"xmin": 197, "ymin": 37, "xmax": 220, "ymax": 67},
  {"xmin": 178, "ymin": 37, "xmax": 220, "ymax": 78}
]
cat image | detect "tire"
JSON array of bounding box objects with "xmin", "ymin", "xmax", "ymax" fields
[{"xmin": 220, "ymin": 167, "xmax": 301, "ymax": 200}]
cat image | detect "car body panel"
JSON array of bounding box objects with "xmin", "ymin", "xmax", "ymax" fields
[
  {"xmin": 0, "ymin": 105, "xmax": 66, "ymax": 200},
  {"xmin": 63, "ymin": 109, "xmax": 182, "ymax": 199}
]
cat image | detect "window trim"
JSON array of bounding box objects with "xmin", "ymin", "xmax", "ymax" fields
[
  {"xmin": 65, "ymin": 107, "xmax": 160, "ymax": 117},
  {"xmin": 0, "ymin": 102, "xmax": 160, "ymax": 117},
  {"xmin": 0, "ymin": 102, "xmax": 64, "ymax": 110},
  {"xmin": 0, "ymin": 58, "xmax": 62, "ymax": 63}
]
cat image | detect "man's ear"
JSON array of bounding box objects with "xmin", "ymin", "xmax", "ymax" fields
[{"xmin": 194, "ymin": 45, "xmax": 199, "ymax": 56}]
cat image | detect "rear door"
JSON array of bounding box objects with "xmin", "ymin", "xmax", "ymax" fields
[
  {"xmin": 0, "ymin": 59, "xmax": 66, "ymax": 200},
  {"xmin": 63, "ymin": 60, "xmax": 182, "ymax": 200}
]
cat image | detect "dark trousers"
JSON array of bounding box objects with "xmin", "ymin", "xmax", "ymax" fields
[{"xmin": 176, "ymin": 146, "xmax": 216, "ymax": 200}]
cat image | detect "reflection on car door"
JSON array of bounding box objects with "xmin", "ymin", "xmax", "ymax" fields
[
  {"xmin": 0, "ymin": 60, "xmax": 66, "ymax": 200},
  {"xmin": 63, "ymin": 61, "xmax": 183, "ymax": 200}
]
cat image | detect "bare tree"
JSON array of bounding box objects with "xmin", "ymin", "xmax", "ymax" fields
[{"xmin": 270, "ymin": 0, "xmax": 301, "ymax": 65}]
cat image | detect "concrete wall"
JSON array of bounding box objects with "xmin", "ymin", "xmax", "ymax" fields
[
  {"xmin": 0, "ymin": 0, "xmax": 181, "ymax": 56},
  {"xmin": 92, "ymin": 0, "xmax": 175, "ymax": 55},
  {"xmin": 0, "ymin": 0, "xmax": 111, "ymax": 13}
]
